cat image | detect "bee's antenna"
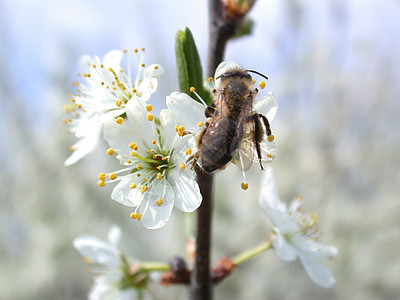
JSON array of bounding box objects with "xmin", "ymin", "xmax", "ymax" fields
[{"xmin": 246, "ymin": 70, "xmax": 269, "ymax": 81}]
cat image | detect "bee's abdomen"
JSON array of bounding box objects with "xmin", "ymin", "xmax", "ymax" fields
[{"xmin": 199, "ymin": 117, "xmax": 240, "ymax": 173}]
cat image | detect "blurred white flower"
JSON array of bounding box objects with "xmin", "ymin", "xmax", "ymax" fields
[
  {"xmin": 64, "ymin": 49, "xmax": 163, "ymax": 166},
  {"xmin": 73, "ymin": 226, "xmax": 141, "ymax": 300},
  {"xmin": 260, "ymin": 167, "xmax": 338, "ymax": 288},
  {"xmin": 99, "ymin": 98, "xmax": 201, "ymax": 229},
  {"xmin": 166, "ymin": 61, "xmax": 277, "ymax": 183}
]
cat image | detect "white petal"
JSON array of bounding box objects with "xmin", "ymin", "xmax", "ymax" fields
[
  {"xmin": 104, "ymin": 119, "xmax": 136, "ymax": 159},
  {"xmin": 159, "ymin": 109, "xmax": 177, "ymax": 150},
  {"xmin": 166, "ymin": 92, "xmax": 206, "ymax": 132},
  {"xmin": 103, "ymin": 50, "xmax": 123, "ymax": 69},
  {"xmin": 89, "ymin": 271, "xmax": 121, "ymax": 300},
  {"xmin": 139, "ymin": 180, "xmax": 175, "ymax": 229},
  {"xmin": 78, "ymin": 54, "xmax": 93, "ymax": 74},
  {"xmin": 107, "ymin": 225, "xmax": 121, "ymax": 247},
  {"xmin": 293, "ymin": 236, "xmax": 339, "ymax": 260},
  {"xmin": 144, "ymin": 63, "xmax": 164, "ymax": 79},
  {"xmin": 259, "ymin": 167, "xmax": 286, "ymax": 214},
  {"xmin": 273, "ymin": 233, "xmax": 298, "ymax": 262},
  {"xmin": 298, "ymin": 254, "xmax": 336, "ymax": 288},
  {"xmin": 73, "ymin": 235, "xmax": 119, "ymax": 268},
  {"xmin": 64, "ymin": 120, "xmax": 102, "ymax": 166},
  {"xmin": 116, "ymin": 289, "xmax": 138, "ymax": 300},
  {"xmin": 137, "ymin": 78, "xmax": 158, "ymax": 101},
  {"xmin": 214, "ymin": 61, "xmax": 241, "ymax": 88},
  {"xmin": 167, "ymin": 168, "xmax": 202, "ymax": 212},
  {"xmin": 125, "ymin": 98, "xmax": 153, "ymax": 149},
  {"xmin": 111, "ymin": 175, "xmax": 143, "ymax": 207},
  {"xmin": 254, "ymin": 92, "xmax": 278, "ymax": 121}
]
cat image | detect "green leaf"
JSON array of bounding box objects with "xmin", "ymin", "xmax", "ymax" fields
[
  {"xmin": 175, "ymin": 30, "xmax": 190, "ymax": 95},
  {"xmin": 174, "ymin": 27, "xmax": 212, "ymax": 105}
]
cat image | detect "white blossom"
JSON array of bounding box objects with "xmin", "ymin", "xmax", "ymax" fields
[
  {"xmin": 99, "ymin": 98, "xmax": 201, "ymax": 229},
  {"xmin": 260, "ymin": 167, "xmax": 338, "ymax": 288},
  {"xmin": 64, "ymin": 49, "xmax": 163, "ymax": 166},
  {"xmin": 73, "ymin": 226, "xmax": 140, "ymax": 300}
]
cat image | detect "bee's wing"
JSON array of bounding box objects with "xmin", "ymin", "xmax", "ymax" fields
[{"xmin": 231, "ymin": 117, "xmax": 254, "ymax": 171}]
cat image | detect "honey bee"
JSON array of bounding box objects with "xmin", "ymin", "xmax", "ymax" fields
[{"xmin": 193, "ymin": 67, "xmax": 274, "ymax": 173}]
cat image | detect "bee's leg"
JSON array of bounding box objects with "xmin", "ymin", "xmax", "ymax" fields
[
  {"xmin": 204, "ymin": 106, "xmax": 215, "ymax": 118},
  {"xmin": 253, "ymin": 114, "xmax": 264, "ymax": 170},
  {"xmin": 191, "ymin": 123, "xmax": 209, "ymax": 170},
  {"xmin": 258, "ymin": 114, "xmax": 273, "ymax": 138}
]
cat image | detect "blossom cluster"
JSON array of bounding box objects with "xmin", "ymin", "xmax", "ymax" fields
[{"xmin": 66, "ymin": 50, "xmax": 337, "ymax": 297}]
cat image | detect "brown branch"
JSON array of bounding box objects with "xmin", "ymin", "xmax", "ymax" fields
[{"xmin": 190, "ymin": 0, "xmax": 248, "ymax": 299}]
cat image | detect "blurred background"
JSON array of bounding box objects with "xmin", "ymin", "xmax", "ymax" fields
[{"xmin": 1, "ymin": 0, "xmax": 399, "ymax": 299}]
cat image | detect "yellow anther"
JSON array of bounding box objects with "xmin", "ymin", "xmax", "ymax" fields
[
  {"xmin": 267, "ymin": 135, "xmax": 275, "ymax": 142},
  {"xmin": 146, "ymin": 104, "xmax": 153, "ymax": 112},
  {"xmin": 137, "ymin": 164, "xmax": 142, "ymax": 170},
  {"xmin": 185, "ymin": 148, "xmax": 192, "ymax": 155},
  {"xmin": 152, "ymin": 140, "xmax": 156, "ymax": 144},
  {"xmin": 141, "ymin": 47, "xmax": 145, "ymax": 51},
  {"xmin": 83, "ymin": 256, "xmax": 92, "ymax": 264},
  {"xmin": 154, "ymin": 65, "xmax": 159, "ymax": 69},
  {"xmin": 190, "ymin": 87, "xmax": 196, "ymax": 92},
  {"xmin": 179, "ymin": 163, "xmax": 186, "ymax": 170},
  {"xmin": 68, "ymin": 146, "xmax": 74, "ymax": 152},
  {"xmin": 62, "ymin": 119, "xmax": 68, "ymax": 125},
  {"xmin": 130, "ymin": 212, "xmax": 138, "ymax": 219},
  {"xmin": 258, "ymin": 81, "xmax": 266, "ymax": 89},
  {"xmin": 126, "ymin": 160, "xmax": 131, "ymax": 163},
  {"xmin": 177, "ymin": 131, "xmax": 183, "ymax": 136},
  {"xmin": 241, "ymin": 182, "xmax": 249, "ymax": 190},
  {"xmin": 266, "ymin": 153, "xmax": 272, "ymax": 158},
  {"xmin": 98, "ymin": 172, "xmax": 106, "ymax": 180},
  {"xmin": 208, "ymin": 77, "xmax": 213, "ymax": 82},
  {"xmin": 141, "ymin": 185, "xmax": 148, "ymax": 193},
  {"xmin": 137, "ymin": 213, "xmax": 142, "ymax": 221},
  {"xmin": 101, "ymin": 82, "xmax": 105, "ymax": 85},
  {"xmin": 134, "ymin": 48, "xmax": 139, "ymax": 53},
  {"xmin": 178, "ymin": 126, "xmax": 185, "ymax": 132},
  {"xmin": 252, "ymin": 78, "xmax": 256, "ymax": 84},
  {"xmin": 156, "ymin": 198, "xmax": 163, "ymax": 206},
  {"xmin": 129, "ymin": 183, "xmax": 137, "ymax": 189},
  {"xmin": 98, "ymin": 180, "xmax": 106, "ymax": 187},
  {"xmin": 162, "ymin": 156, "xmax": 168, "ymax": 161},
  {"xmin": 197, "ymin": 121, "xmax": 204, "ymax": 127},
  {"xmin": 142, "ymin": 178, "xmax": 147, "ymax": 182},
  {"xmin": 106, "ymin": 148, "xmax": 115, "ymax": 156},
  {"xmin": 130, "ymin": 150, "xmax": 137, "ymax": 157},
  {"xmin": 116, "ymin": 99, "xmax": 122, "ymax": 107},
  {"xmin": 129, "ymin": 142, "xmax": 136, "ymax": 149},
  {"xmin": 153, "ymin": 154, "xmax": 157, "ymax": 159},
  {"xmin": 156, "ymin": 166, "xmax": 162, "ymax": 170},
  {"xmin": 92, "ymin": 64, "xmax": 96, "ymax": 68},
  {"xmin": 141, "ymin": 63, "xmax": 145, "ymax": 67},
  {"xmin": 147, "ymin": 149, "xmax": 153, "ymax": 153},
  {"xmin": 109, "ymin": 173, "xmax": 117, "ymax": 180},
  {"xmin": 137, "ymin": 173, "xmax": 141, "ymax": 177},
  {"xmin": 116, "ymin": 117, "xmax": 124, "ymax": 124},
  {"xmin": 132, "ymin": 88, "xmax": 137, "ymax": 93},
  {"xmin": 146, "ymin": 113, "xmax": 154, "ymax": 121},
  {"xmin": 156, "ymin": 172, "xmax": 162, "ymax": 180},
  {"xmin": 123, "ymin": 49, "xmax": 127, "ymax": 53},
  {"xmin": 175, "ymin": 125, "xmax": 179, "ymax": 132},
  {"xmin": 71, "ymin": 99, "xmax": 76, "ymax": 103},
  {"xmin": 77, "ymin": 104, "xmax": 82, "ymax": 108}
]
